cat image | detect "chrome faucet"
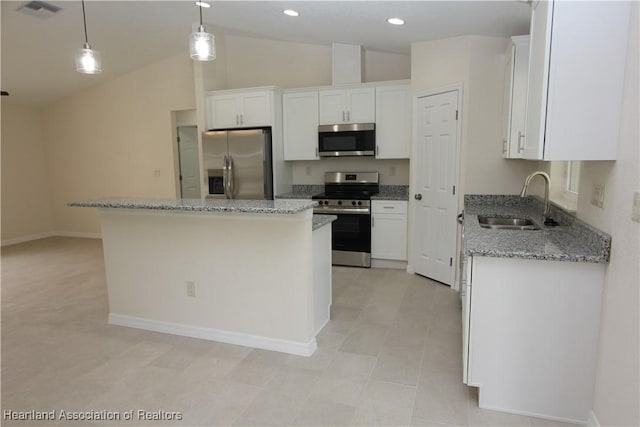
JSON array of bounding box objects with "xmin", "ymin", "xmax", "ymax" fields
[{"xmin": 520, "ymin": 171, "xmax": 551, "ymax": 223}]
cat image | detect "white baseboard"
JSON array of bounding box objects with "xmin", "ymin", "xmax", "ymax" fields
[
  {"xmin": 108, "ymin": 313, "xmax": 318, "ymax": 357},
  {"xmin": 588, "ymin": 410, "xmax": 600, "ymax": 427},
  {"xmin": 53, "ymin": 231, "xmax": 102, "ymax": 239},
  {"xmin": 1, "ymin": 231, "xmax": 55, "ymax": 247},
  {"xmin": 371, "ymin": 259, "xmax": 408, "ymax": 269}
]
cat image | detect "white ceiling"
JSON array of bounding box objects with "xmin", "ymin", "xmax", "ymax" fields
[{"xmin": 1, "ymin": 1, "xmax": 531, "ymax": 107}]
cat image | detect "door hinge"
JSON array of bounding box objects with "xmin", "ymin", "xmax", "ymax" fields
[
  {"xmin": 452, "ymin": 185, "xmax": 456, "ymax": 195},
  {"xmin": 177, "ymin": 136, "xmax": 181, "ymax": 143},
  {"xmin": 455, "ymin": 110, "xmax": 459, "ymax": 120},
  {"xmin": 450, "ymin": 257, "xmax": 453, "ymax": 267}
]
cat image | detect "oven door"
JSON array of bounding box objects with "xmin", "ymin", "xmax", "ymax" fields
[
  {"xmin": 326, "ymin": 210, "xmax": 372, "ymax": 268},
  {"xmin": 318, "ymin": 123, "xmax": 375, "ymax": 157}
]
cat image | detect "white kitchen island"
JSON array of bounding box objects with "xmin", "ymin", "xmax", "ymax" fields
[{"xmin": 69, "ymin": 198, "xmax": 334, "ymax": 356}]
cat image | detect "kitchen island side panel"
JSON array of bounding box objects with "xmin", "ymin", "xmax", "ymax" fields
[{"xmin": 99, "ymin": 208, "xmax": 317, "ymax": 354}]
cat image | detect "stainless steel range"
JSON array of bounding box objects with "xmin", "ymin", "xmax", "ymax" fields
[{"xmin": 313, "ymin": 172, "xmax": 379, "ymax": 268}]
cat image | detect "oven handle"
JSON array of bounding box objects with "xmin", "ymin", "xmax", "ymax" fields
[{"xmin": 314, "ymin": 207, "xmax": 371, "ymax": 215}]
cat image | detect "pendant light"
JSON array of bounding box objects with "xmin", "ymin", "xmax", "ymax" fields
[
  {"xmin": 75, "ymin": 0, "xmax": 101, "ymax": 74},
  {"xmin": 190, "ymin": 2, "xmax": 215, "ymax": 61}
]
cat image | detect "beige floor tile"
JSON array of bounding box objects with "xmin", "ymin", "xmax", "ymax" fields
[
  {"xmin": 233, "ymin": 388, "xmax": 305, "ymax": 426},
  {"xmin": 294, "ymin": 399, "xmax": 357, "ymax": 426},
  {"xmin": 528, "ymin": 416, "xmax": 584, "ymax": 426},
  {"xmin": 339, "ymin": 321, "xmax": 389, "ymax": 356},
  {"xmin": 349, "ymin": 380, "xmax": 416, "ymax": 426},
  {"xmin": 467, "ymin": 405, "xmax": 532, "ymax": 426},
  {"xmin": 308, "ymin": 374, "xmax": 369, "ymax": 407},
  {"xmin": 264, "ymin": 365, "xmax": 322, "ymax": 400},
  {"xmin": 323, "ymin": 306, "xmax": 362, "ymax": 334},
  {"xmin": 410, "ymin": 416, "xmax": 456, "ymax": 426},
  {"xmin": 412, "ymin": 380, "xmax": 473, "ymax": 426},
  {"xmin": 224, "ymin": 349, "xmax": 291, "ymax": 387}
]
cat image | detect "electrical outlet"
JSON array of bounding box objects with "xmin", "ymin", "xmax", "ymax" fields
[
  {"xmin": 591, "ymin": 184, "xmax": 605, "ymax": 208},
  {"xmin": 186, "ymin": 281, "xmax": 196, "ymax": 297},
  {"xmin": 153, "ymin": 168, "xmax": 161, "ymax": 177},
  {"xmin": 632, "ymin": 191, "xmax": 640, "ymax": 223}
]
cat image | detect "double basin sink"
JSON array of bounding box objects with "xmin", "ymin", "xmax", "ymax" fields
[{"xmin": 477, "ymin": 215, "xmax": 541, "ymax": 231}]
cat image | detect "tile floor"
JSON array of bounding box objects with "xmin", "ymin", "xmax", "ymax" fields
[{"xmin": 1, "ymin": 237, "xmax": 578, "ymax": 426}]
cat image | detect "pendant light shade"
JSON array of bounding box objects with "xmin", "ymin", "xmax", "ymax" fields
[
  {"xmin": 76, "ymin": 43, "xmax": 102, "ymax": 74},
  {"xmin": 76, "ymin": 0, "xmax": 101, "ymax": 74},
  {"xmin": 190, "ymin": 4, "xmax": 215, "ymax": 61}
]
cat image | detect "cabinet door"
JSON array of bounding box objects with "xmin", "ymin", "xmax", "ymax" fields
[
  {"xmin": 376, "ymin": 85, "xmax": 410, "ymax": 159},
  {"xmin": 283, "ymin": 91, "xmax": 319, "ymax": 160},
  {"xmin": 508, "ymin": 37, "xmax": 529, "ymax": 158},
  {"xmin": 501, "ymin": 46, "xmax": 515, "ymax": 158},
  {"xmin": 346, "ymin": 87, "xmax": 375, "ymax": 123},
  {"xmin": 240, "ymin": 91, "xmax": 272, "ymax": 127},
  {"xmin": 523, "ymin": 0, "xmax": 552, "ymax": 160},
  {"xmin": 371, "ymin": 201, "xmax": 408, "ymax": 261},
  {"xmin": 206, "ymin": 94, "xmax": 240, "ymax": 130},
  {"xmin": 319, "ymin": 90, "xmax": 347, "ymax": 124}
]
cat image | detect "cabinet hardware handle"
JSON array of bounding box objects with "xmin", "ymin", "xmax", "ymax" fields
[
  {"xmin": 315, "ymin": 147, "xmax": 319, "ymax": 158},
  {"xmin": 518, "ymin": 131, "xmax": 525, "ymax": 152},
  {"xmin": 342, "ymin": 111, "xmax": 345, "ymax": 122},
  {"xmin": 236, "ymin": 115, "xmax": 239, "ymax": 125},
  {"xmin": 383, "ymin": 206, "xmax": 394, "ymax": 209},
  {"xmin": 503, "ymin": 139, "xmax": 508, "ymax": 154},
  {"xmin": 347, "ymin": 111, "xmax": 350, "ymax": 121}
]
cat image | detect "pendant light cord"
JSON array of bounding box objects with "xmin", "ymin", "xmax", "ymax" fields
[
  {"xmin": 81, "ymin": 0, "xmax": 89, "ymax": 44},
  {"xmin": 199, "ymin": 3, "xmax": 203, "ymax": 25}
]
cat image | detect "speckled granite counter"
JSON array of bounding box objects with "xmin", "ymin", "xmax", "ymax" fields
[
  {"xmin": 276, "ymin": 185, "xmax": 323, "ymax": 200},
  {"xmin": 464, "ymin": 195, "xmax": 611, "ymax": 263},
  {"xmin": 371, "ymin": 185, "xmax": 409, "ymax": 201},
  {"xmin": 312, "ymin": 214, "xmax": 337, "ymax": 231},
  {"xmin": 69, "ymin": 198, "xmax": 317, "ymax": 215}
]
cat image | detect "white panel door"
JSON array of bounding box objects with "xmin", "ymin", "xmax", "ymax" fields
[
  {"xmin": 177, "ymin": 126, "xmax": 201, "ymax": 199},
  {"xmin": 413, "ymin": 90, "xmax": 459, "ymax": 285}
]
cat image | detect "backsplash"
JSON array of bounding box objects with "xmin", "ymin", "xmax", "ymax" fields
[{"xmin": 290, "ymin": 158, "xmax": 410, "ymax": 186}]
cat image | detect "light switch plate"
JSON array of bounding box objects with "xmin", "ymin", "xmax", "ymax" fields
[
  {"xmin": 591, "ymin": 184, "xmax": 605, "ymax": 208},
  {"xmin": 632, "ymin": 191, "xmax": 640, "ymax": 223}
]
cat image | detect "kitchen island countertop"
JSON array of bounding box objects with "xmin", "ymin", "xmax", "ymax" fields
[{"xmin": 69, "ymin": 198, "xmax": 317, "ymax": 215}]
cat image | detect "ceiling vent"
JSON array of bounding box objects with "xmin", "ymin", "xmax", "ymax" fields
[{"xmin": 17, "ymin": 1, "xmax": 61, "ymax": 19}]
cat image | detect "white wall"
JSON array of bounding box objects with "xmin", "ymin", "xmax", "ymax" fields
[
  {"xmin": 43, "ymin": 52, "xmax": 196, "ymax": 235},
  {"xmin": 578, "ymin": 4, "xmax": 639, "ymax": 425},
  {"xmin": 411, "ymin": 36, "xmax": 542, "ymax": 199},
  {"xmin": 1, "ymin": 103, "xmax": 54, "ymax": 244}
]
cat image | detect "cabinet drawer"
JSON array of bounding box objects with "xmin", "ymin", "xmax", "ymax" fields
[{"xmin": 372, "ymin": 201, "xmax": 407, "ymax": 214}]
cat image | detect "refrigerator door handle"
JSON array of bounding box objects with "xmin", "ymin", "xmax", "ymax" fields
[
  {"xmin": 223, "ymin": 155, "xmax": 230, "ymax": 198},
  {"xmin": 228, "ymin": 155, "xmax": 235, "ymax": 198}
]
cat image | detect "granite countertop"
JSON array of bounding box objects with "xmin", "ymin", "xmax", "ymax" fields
[
  {"xmin": 69, "ymin": 198, "xmax": 317, "ymax": 215},
  {"xmin": 464, "ymin": 195, "xmax": 611, "ymax": 263},
  {"xmin": 312, "ymin": 214, "xmax": 337, "ymax": 230},
  {"xmin": 371, "ymin": 185, "xmax": 409, "ymax": 201},
  {"xmin": 276, "ymin": 185, "xmax": 323, "ymax": 200}
]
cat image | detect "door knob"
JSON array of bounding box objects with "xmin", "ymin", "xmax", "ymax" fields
[{"xmin": 415, "ymin": 194, "xmax": 422, "ymax": 200}]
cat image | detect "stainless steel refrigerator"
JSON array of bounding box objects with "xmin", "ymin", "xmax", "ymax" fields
[{"xmin": 202, "ymin": 128, "xmax": 273, "ymax": 200}]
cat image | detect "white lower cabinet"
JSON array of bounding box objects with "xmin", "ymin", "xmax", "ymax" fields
[
  {"xmin": 463, "ymin": 255, "xmax": 604, "ymax": 423},
  {"xmin": 371, "ymin": 201, "xmax": 407, "ymax": 261}
]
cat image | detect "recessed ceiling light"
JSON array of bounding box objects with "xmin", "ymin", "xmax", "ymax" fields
[
  {"xmin": 195, "ymin": 1, "xmax": 211, "ymax": 8},
  {"xmin": 283, "ymin": 9, "xmax": 300, "ymax": 17},
  {"xmin": 387, "ymin": 17, "xmax": 405, "ymax": 26}
]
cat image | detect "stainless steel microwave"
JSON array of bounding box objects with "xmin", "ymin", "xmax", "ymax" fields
[{"xmin": 318, "ymin": 123, "xmax": 375, "ymax": 157}]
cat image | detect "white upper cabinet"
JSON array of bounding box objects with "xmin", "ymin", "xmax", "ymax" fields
[
  {"xmin": 283, "ymin": 90, "xmax": 320, "ymax": 161},
  {"xmin": 318, "ymin": 87, "xmax": 375, "ymax": 125},
  {"xmin": 523, "ymin": 0, "xmax": 631, "ymax": 160},
  {"xmin": 501, "ymin": 36, "xmax": 530, "ymax": 159},
  {"xmin": 376, "ymin": 84, "xmax": 411, "ymax": 159},
  {"xmin": 206, "ymin": 89, "xmax": 273, "ymax": 130}
]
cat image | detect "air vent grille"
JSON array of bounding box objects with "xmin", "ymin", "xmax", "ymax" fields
[{"xmin": 17, "ymin": 1, "xmax": 61, "ymax": 19}]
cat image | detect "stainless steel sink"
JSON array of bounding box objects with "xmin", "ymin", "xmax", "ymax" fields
[{"xmin": 477, "ymin": 215, "xmax": 541, "ymax": 230}]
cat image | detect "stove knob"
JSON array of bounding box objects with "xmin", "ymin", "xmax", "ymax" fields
[
  {"xmin": 352, "ymin": 201, "xmax": 357, "ymax": 206},
  {"xmin": 358, "ymin": 201, "xmax": 362, "ymax": 206},
  {"xmin": 337, "ymin": 201, "xmax": 342, "ymax": 206},
  {"xmin": 324, "ymin": 200, "xmax": 329, "ymax": 205}
]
